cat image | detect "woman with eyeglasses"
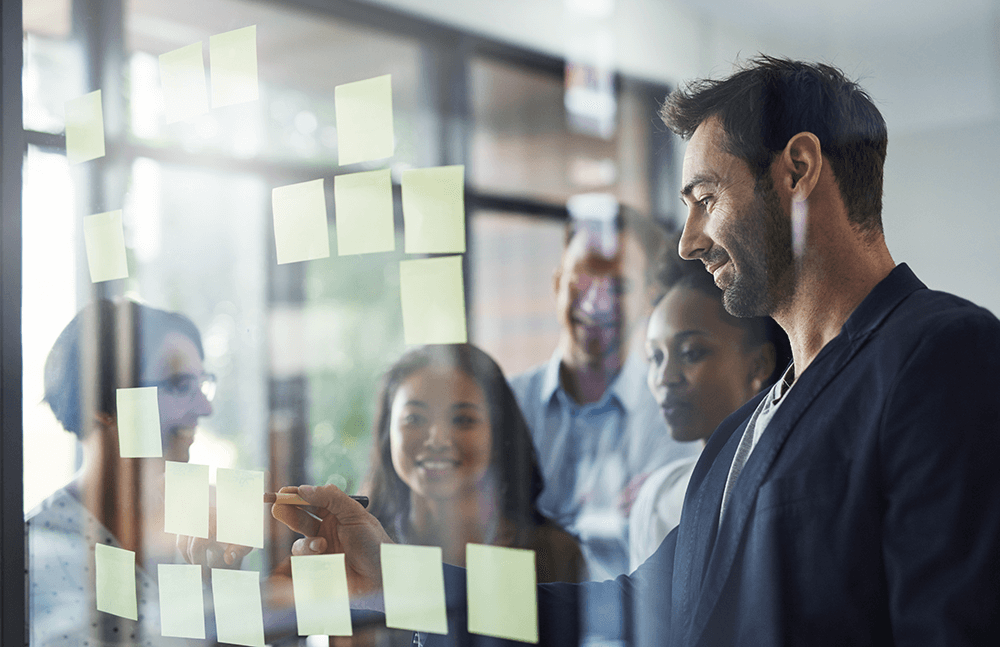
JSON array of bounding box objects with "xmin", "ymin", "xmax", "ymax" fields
[{"xmin": 26, "ymin": 299, "xmax": 220, "ymax": 647}]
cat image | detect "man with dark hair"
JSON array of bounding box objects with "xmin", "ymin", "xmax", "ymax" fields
[
  {"xmin": 509, "ymin": 205, "xmax": 701, "ymax": 580},
  {"xmin": 274, "ymin": 57, "xmax": 1000, "ymax": 646}
]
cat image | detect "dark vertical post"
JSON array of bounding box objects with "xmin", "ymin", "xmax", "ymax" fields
[{"xmin": 0, "ymin": 1, "xmax": 24, "ymax": 645}]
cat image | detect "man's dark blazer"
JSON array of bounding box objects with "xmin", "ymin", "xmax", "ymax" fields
[{"xmin": 435, "ymin": 264, "xmax": 1000, "ymax": 646}]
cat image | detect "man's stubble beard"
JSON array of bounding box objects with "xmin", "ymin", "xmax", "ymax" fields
[{"xmin": 722, "ymin": 175, "xmax": 794, "ymax": 318}]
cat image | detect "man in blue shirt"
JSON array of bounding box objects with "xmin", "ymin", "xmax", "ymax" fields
[{"xmin": 509, "ymin": 207, "xmax": 702, "ymax": 580}]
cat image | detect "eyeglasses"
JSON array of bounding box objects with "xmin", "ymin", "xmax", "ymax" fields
[{"xmin": 143, "ymin": 373, "xmax": 217, "ymax": 402}]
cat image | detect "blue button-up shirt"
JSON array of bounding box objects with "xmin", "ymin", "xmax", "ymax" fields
[{"xmin": 510, "ymin": 350, "xmax": 702, "ymax": 579}]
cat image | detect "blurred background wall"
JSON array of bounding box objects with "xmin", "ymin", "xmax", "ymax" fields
[{"xmin": 368, "ymin": 0, "xmax": 1000, "ymax": 314}]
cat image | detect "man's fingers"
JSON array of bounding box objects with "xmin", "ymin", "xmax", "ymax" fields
[
  {"xmin": 272, "ymin": 499, "xmax": 323, "ymax": 536},
  {"xmin": 295, "ymin": 484, "xmax": 366, "ymax": 516},
  {"xmin": 291, "ymin": 536, "xmax": 328, "ymax": 556}
]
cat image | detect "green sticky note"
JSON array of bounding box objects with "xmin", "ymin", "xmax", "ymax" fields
[
  {"xmin": 402, "ymin": 165, "xmax": 466, "ymax": 254},
  {"xmin": 399, "ymin": 256, "xmax": 468, "ymax": 345},
  {"xmin": 164, "ymin": 461, "xmax": 209, "ymax": 538},
  {"xmin": 335, "ymin": 74, "xmax": 394, "ymax": 165},
  {"xmin": 83, "ymin": 210, "xmax": 129, "ymax": 283},
  {"xmin": 65, "ymin": 90, "xmax": 105, "ymax": 164},
  {"xmin": 466, "ymin": 543, "xmax": 538, "ymax": 644},
  {"xmin": 210, "ymin": 25, "xmax": 259, "ymax": 108},
  {"xmin": 159, "ymin": 42, "xmax": 208, "ymax": 124},
  {"xmin": 95, "ymin": 543, "xmax": 137, "ymax": 620},
  {"xmin": 290, "ymin": 554, "xmax": 353, "ymax": 636},
  {"xmin": 334, "ymin": 169, "xmax": 395, "ymax": 255},
  {"xmin": 158, "ymin": 564, "xmax": 206, "ymax": 639},
  {"xmin": 116, "ymin": 387, "xmax": 161, "ymax": 458},
  {"xmin": 381, "ymin": 544, "xmax": 447, "ymax": 634},
  {"xmin": 216, "ymin": 467, "xmax": 264, "ymax": 549},
  {"xmin": 212, "ymin": 569, "xmax": 265, "ymax": 647},
  {"xmin": 272, "ymin": 178, "xmax": 331, "ymax": 264}
]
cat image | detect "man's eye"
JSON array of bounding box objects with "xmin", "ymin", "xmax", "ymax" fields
[{"xmin": 698, "ymin": 196, "xmax": 713, "ymax": 210}]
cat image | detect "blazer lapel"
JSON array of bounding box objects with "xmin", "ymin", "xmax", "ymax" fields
[{"xmin": 669, "ymin": 394, "xmax": 762, "ymax": 640}]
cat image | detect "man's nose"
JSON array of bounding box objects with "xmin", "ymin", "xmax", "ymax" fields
[
  {"xmin": 578, "ymin": 278, "xmax": 615, "ymax": 319},
  {"xmin": 679, "ymin": 209, "xmax": 710, "ymax": 261}
]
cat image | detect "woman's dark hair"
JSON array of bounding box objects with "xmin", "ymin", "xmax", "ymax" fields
[
  {"xmin": 661, "ymin": 55, "xmax": 887, "ymax": 235},
  {"xmin": 365, "ymin": 344, "xmax": 545, "ymax": 542},
  {"xmin": 43, "ymin": 299, "xmax": 204, "ymax": 439},
  {"xmin": 656, "ymin": 234, "xmax": 792, "ymax": 387}
]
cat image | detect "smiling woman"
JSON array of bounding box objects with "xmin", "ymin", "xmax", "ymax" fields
[
  {"xmin": 363, "ymin": 344, "xmax": 586, "ymax": 583},
  {"xmin": 27, "ymin": 298, "xmax": 215, "ymax": 647}
]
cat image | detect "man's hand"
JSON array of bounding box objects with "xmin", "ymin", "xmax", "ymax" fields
[{"xmin": 271, "ymin": 484, "xmax": 393, "ymax": 606}]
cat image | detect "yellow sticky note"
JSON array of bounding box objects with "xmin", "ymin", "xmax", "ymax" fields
[
  {"xmin": 272, "ymin": 179, "xmax": 331, "ymax": 264},
  {"xmin": 402, "ymin": 165, "xmax": 466, "ymax": 254},
  {"xmin": 212, "ymin": 569, "xmax": 265, "ymax": 647},
  {"xmin": 95, "ymin": 543, "xmax": 137, "ymax": 621},
  {"xmin": 159, "ymin": 42, "xmax": 209, "ymax": 123},
  {"xmin": 290, "ymin": 554, "xmax": 353, "ymax": 636},
  {"xmin": 115, "ymin": 387, "xmax": 161, "ymax": 458},
  {"xmin": 216, "ymin": 467, "xmax": 264, "ymax": 549},
  {"xmin": 381, "ymin": 544, "xmax": 447, "ymax": 634},
  {"xmin": 399, "ymin": 256, "xmax": 468, "ymax": 345},
  {"xmin": 83, "ymin": 210, "xmax": 129, "ymax": 282},
  {"xmin": 65, "ymin": 90, "xmax": 105, "ymax": 164},
  {"xmin": 466, "ymin": 544, "xmax": 538, "ymax": 643},
  {"xmin": 164, "ymin": 461, "xmax": 209, "ymax": 538},
  {"xmin": 158, "ymin": 564, "xmax": 206, "ymax": 639},
  {"xmin": 334, "ymin": 169, "xmax": 395, "ymax": 255},
  {"xmin": 210, "ymin": 25, "xmax": 259, "ymax": 108},
  {"xmin": 334, "ymin": 74, "xmax": 394, "ymax": 165}
]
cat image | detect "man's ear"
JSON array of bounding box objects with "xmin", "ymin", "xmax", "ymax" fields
[
  {"xmin": 775, "ymin": 131, "xmax": 822, "ymax": 203},
  {"xmin": 748, "ymin": 342, "xmax": 777, "ymax": 394}
]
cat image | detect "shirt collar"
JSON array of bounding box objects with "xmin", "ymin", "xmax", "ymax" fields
[{"xmin": 540, "ymin": 347, "xmax": 646, "ymax": 411}]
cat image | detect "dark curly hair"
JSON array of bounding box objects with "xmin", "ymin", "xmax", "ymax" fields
[
  {"xmin": 661, "ymin": 55, "xmax": 887, "ymax": 236},
  {"xmin": 364, "ymin": 344, "xmax": 545, "ymax": 543}
]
